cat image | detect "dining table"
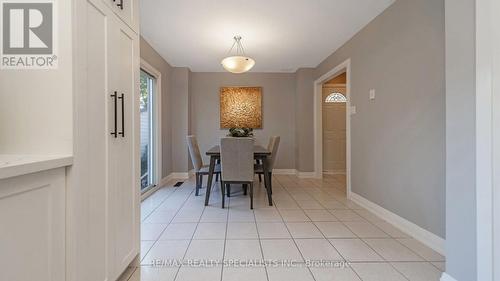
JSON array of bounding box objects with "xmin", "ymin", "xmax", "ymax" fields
[{"xmin": 204, "ymin": 145, "xmax": 273, "ymax": 206}]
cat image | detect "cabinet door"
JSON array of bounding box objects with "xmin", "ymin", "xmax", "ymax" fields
[
  {"xmin": 0, "ymin": 169, "xmax": 65, "ymax": 281},
  {"xmin": 104, "ymin": 0, "xmax": 139, "ymax": 33},
  {"xmin": 72, "ymin": 1, "xmax": 114, "ymax": 281},
  {"xmin": 107, "ymin": 17, "xmax": 140, "ymax": 281},
  {"xmin": 73, "ymin": 1, "xmax": 138, "ymax": 281}
]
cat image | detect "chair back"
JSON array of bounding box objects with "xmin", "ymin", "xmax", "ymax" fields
[
  {"xmin": 186, "ymin": 135, "xmax": 203, "ymax": 171},
  {"xmin": 220, "ymin": 137, "xmax": 254, "ymax": 182},
  {"xmin": 267, "ymin": 136, "xmax": 281, "ymax": 170}
]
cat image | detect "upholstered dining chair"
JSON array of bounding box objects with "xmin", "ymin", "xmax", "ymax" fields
[
  {"xmin": 187, "ymin": 135, "xmax": 221, "ymax": 196},
  {"xmin": 219, "ymin": 137, "xmax": 255, "ymax": 209},
  {"xmin": 255, "ymin": 136, "xmax": 280, "ymax": 194}
]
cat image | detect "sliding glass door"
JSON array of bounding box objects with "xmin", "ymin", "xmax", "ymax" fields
[{"xmin": 140, "ymin": 70, "xmax": 156, "ymax": 191}]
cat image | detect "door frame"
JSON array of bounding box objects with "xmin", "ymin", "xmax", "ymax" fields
[
  {"xmin": 313, "ymin": 58, "xmax": 351, "ymax": 197},
  {"xmin": 139, "ymin": 59, "xmax": 162, "ymax": 198},
  {"xmin": 475, "ymin": 0, "xmax": 499, "ymax": 279}
]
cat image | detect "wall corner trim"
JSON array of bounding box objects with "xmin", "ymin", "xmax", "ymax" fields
[
  {"xmin": 349, "ymin": 192, "xmax": 445, "ymax": 255},
  {"xmin": 440, "ymin": 272, "xmax": 458, "ymax": 281}
]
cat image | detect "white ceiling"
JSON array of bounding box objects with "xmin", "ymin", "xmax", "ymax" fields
[{"xmin": 140, "ymin": 0, "xmax": 395, "ymax": 72}]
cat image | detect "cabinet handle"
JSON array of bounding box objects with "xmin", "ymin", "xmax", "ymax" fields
[
  {"xmin": 118, "ymin": 93, "xmax": 125, "ymax": 137},
  {"xmin": 116, "ymin": 0, "xmax": 123, "ymax": 10},
  {"xmin": 110, "ymin": 91, "xmax": 118, "ymax": 138}
]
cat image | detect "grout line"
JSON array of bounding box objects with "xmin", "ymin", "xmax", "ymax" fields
[
  {"xmin": 387, "ymin": 262, "xmax": 412, "ymax": 281},
  {"xmin": 277, "ymin": 174, "xmax": 416, "ymax": 271},
  {"xmin": 144, "ymin": 179, "xmax": 202, "ymax": 279},
  {"xmin": 171, "ymin": 185, "xmax": 207, "ymax": 280},
  {"xmin": 357, "ymin": 238, "xmax": 414, "ymax": 281},
  {"xmin": 142, "ymin": 184, "xmax": 181, "ymax": 222},
  {"xmin": 152, "ymin": 237, "xmax": 425, "ymax": 241},
  {"xmin": 273, "ymin": 193, "xmax": 318, "ymax": 281},
  {"xmin": 254, "ymin": 200, "xmax": 271, "ymax": 281},
  {"xmin": 429, "ymin": 261, "xmax": 446, "ymax": 272},
  {"xmin": 219, "ymin": 192, "xmax": 231, "ymax": 281},
  {"xmin": 125, "ymin": 266, "xmax": 138, "ymax": 281},
  {"xmin": 277, "ymin": 175, "xmax": 364, "ymax": 280},
  {"xmin": 140, "ymin": 174, "xmax": 439, "ymax": 280},
  {"xmin": 139, "ymin": 184, "xmax": 187, "ymax": 262}
]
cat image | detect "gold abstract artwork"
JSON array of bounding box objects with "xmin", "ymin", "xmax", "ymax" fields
[{"xmin": 220, "ymin": 87, "xmax": 262, "ymax": 128}]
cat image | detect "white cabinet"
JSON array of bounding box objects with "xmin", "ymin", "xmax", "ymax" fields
[
  {"xmin": 0, "ymin": 0, "xmax": 140, "ymax": 280},
  {"xmin": 107, "ymin": 16, "xmax": 140, "ymax": 279},
  {"xmin": 0, "ymin": 168, "xmax": 66, "ymax": 281},
  {"xmin": 103, "ymin": 0, "xmax": 139, "ymax": 33},
  {"xmin": 71, "ymin": 1, "xmax": 140, "ymax": 281}
]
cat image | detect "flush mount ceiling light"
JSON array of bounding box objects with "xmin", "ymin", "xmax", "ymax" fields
[{"xmin": 221, "ymin": 36, "xmax": 255, "ymax": 73}]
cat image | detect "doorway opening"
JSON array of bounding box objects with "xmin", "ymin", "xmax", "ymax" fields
[
  {"xmin": 314, "ymin": 58, "xmax": 351, "ymax": 196},
  {"xmin": 322, "ymin": 73, "xmax": 347, "ymax": 191}
]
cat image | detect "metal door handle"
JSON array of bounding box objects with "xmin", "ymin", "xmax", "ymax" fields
[
  {"xmin": 110, "ymin": 91, "xmax": 118, "ymax": 138},
  {"xmin": 118, "ymin": 93, "xmax": 125, "ymax": 137}
]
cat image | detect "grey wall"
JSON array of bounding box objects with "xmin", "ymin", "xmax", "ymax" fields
[
  {"xmin": 445, "ymin": 0, "xmax": 477, "ymax": 279},
  {"xmin": 140, "ymin": 37, "xmax": 174, "ymax": 178},
  {"xmin": 189, "ymin": 72, "xmax": 296, "ymax": 169},
  {"xmin": 294, "ymin": 68, "xmax": 315, "ymax": 172},
  {"xmin": 142, "ymin": 0, "xmax": 448, "ymax": 244},
  {"xmin": 171, "ymin": 67, "xmax": 191, "ymax": 173},
  {"xmin": 312, "ymin": 0, "xmax": 446, "ymax": 237}
]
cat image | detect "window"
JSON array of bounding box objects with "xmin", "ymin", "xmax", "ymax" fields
[{"xmin": 325, "ymin": 92, "xmax": 347, "ymax": 103}]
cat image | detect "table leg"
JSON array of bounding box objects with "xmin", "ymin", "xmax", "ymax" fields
[
  {"xmin": 204, "ymin": 156, "xmax": 217, "ymax": 206},
  {"xmin": 261, "ymin": 157, "xmax": 273, "ymax": 206}
]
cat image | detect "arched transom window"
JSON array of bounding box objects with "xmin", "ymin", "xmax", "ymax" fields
[{"xmin": 325, "ymin": 92, "xmax": 347, "ymax": 103}]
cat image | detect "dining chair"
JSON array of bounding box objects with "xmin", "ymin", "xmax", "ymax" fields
[
  {"xmin": 186, "ymin": 135, "xmax": 221, "ymax": 196},
  {"xmin": 255, "ymin": 136, "xmax": 280, "ymax": 194},
  {"xmin": 219, "ymin": 137, "xmax": 254, "ymax": 209}
]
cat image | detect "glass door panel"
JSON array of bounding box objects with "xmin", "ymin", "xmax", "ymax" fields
[{"xmin": 140, "ymin": 70, "xmax": 155, "ymax": 191}]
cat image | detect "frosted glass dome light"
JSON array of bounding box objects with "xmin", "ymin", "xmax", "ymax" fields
[
  {"xmin": 221, "ymin": 36, "xmax": 255, "ymax": 73},
  {"xmin": 221, "ymin": 56, "xmax": 255, "ymax": 73}
]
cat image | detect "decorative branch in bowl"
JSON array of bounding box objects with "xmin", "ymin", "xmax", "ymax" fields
[{"xmin": 228, "ymin": 128, "xmax": 254, "ymax": 137}]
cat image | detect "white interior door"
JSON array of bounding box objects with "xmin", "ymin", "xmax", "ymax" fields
[{"xmin": 322, "ymin": 86, "xmax": 347, "ymax": 174}]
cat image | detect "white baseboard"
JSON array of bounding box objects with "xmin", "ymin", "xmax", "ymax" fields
[
  {"xmin": 296, "ymin": 171, "xmax": 317, "ymax": 178},
  {"xmin": 169, "ymin": 169, "xmax": 320, "ymax": 179},
  {"xmin": 169, "ymin": 172, "xmax": 189, "ymax": 179},
  {"xmin": 273, "ymin": 169, "xmax": 297, "ymax": 175},
  {"xmin": 349, "ymin": 192, "xmax": 445, "ymax": 256},
  {"xmin": 323, "ymin": 170, "xmax": 346, "ymax": 175},
  {"xmin": 172, "ymin": 168, "xmax": 319, "ymax": 179},
  {"xmin": 440, "ymin": 273, "xmax": 457, "ymax": 281},
  {"xmin": 175, "ymin": 169, "xmax": 311, "ymax": 177},
  {"xmin": 272, "ymin": 169, "xmax": 317, "ymax": 178}
]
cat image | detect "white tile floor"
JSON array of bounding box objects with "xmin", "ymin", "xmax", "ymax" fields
[{"xmin": 126, "ymin": 174, "xmax": 444, "ymax": 281}]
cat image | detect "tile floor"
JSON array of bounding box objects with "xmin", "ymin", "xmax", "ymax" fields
[{"xmin": 126, "ymin": 174, "xmax": 444, "ymax": 281}]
